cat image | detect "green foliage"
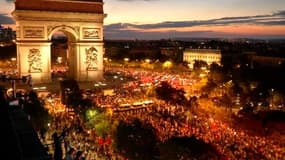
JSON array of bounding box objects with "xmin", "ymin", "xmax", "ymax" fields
[
  {"xmin": 85, "ymin": 108, "xmax": 112, "ymax": 137},
  {"xmin": 94, "ymin": 119, "xmax": 112, "ymax": 137}
]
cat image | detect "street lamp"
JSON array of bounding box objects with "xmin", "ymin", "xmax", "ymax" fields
[
  {"xmin": 124, "ymin": 57, "xmax": 129, "ymax": 63},
  {"xmin": 10, "ymin": 57, "xmax": 17, "ymax": 70},
  {"xmin": 145, "ymin": 59, "xmax": 151, "ymax": 63},
  {"xmin": 123, "ymin": 58, "xmax": 129, "ymax": 68},
  {"xmin": 163, "ymin": 61, "xmax": 172, "ymax": 69},
  {"xmin": 270, "ymin": 88, "xmax": 274, "ymax": 108},
  {"xmin": 11, "ymin": 57, "xmax": 16, "ymax": 62}
]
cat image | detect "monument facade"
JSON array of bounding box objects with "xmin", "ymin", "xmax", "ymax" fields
[{"xmin": 12, "ymin": 0, "xmax": 106, "ymax": 83}]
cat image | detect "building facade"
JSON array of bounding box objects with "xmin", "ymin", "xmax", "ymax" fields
[{"xmin": 183, "ymin": 49, "xmax": 222, "ymax": 68}]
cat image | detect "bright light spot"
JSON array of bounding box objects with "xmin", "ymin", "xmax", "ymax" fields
[
  {"xmin": 39, "ymin": 86, "xmax": 46, "ymax": 90},
  {"xmin": 86, "ymin": 109, "xmax": 98, "ymax": 120},
  {"xmin": 145, "ymin": 59, "xmax": 151, "ymax": 63},
  {"xmin": 124, "ymin": 58, "xmax": 129, "ymax": 62},
  {"xmin": 163, "ymin": 61, "xmax": 172, "ymax": 69},
  {"xmin": 57, "ymin": 57, "xmax": 63, "ymax": 64},
  {"xmin": 94, "ymin": 84, "xmax": 100, "ymax": 87}
]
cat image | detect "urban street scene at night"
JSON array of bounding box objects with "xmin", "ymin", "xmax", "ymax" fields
[{"xmin": 0, "ymin": 0, "xmax": 285, "ymax": 160}]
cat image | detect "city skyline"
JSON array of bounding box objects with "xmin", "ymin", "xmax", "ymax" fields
[{"xmin": 1, "ymin": 0, "xmax": 285, "ymax": 39}]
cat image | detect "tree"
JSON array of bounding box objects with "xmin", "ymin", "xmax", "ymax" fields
[
  {"xmin": 158, "ymin": 136, "xmax": 221, "ymax": 160},
  {"xmin": 114, "ymin": 119, "xmax": 158, "ymax": 160},
  {"xmin": 155, "ymin": 81, "xmax": 174, "ymax": 101},
  {"xmin": 85, "ymin": 108, "xmax": 112, "ymax": 137},
  {"xmin": 201, "ymin": 79, "xmax": 217, "ymax": 94},
  {"xmin": 193, "ymin": 60, "xmax": 208, "ymax": 70},
  {"xmin": 220, "ymin": 94, "xmax": 232, "ymax": 109},
  {"xmin": 23, "ymin": 90, "xmax": 52, "ymax": 131},
  {"xmin": 209, "ymin": 62, "xmax": 228, "ymax": 83},
  {"xmin": 155, "ymin": 81, "xmax": 188, "ymax": 105}
]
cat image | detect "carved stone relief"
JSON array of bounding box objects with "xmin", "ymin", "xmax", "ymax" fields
[
  {"xmin": 82, "ymin": 28, "xmax": 100, "ymax": 39},
  {"xmin": 85, "ymin": 47, "xmax": 98, "ymax": 71},
  {"xmin": 28, "ymin": 48, "xmax": 42, "ymax": 73},
  {"xmin": 23, "ymin": 26, "xmax": 44, "ymax": 38}
]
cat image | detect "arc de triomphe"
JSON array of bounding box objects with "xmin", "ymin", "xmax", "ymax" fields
[{"xmin": 12, "ymin": 0, "xmax": 106, "ymax": 83}]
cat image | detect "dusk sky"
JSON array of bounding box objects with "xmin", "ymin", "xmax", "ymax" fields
[{"xmin": 1, "ymin": 0, "xmax": 285, "ymax": 39}]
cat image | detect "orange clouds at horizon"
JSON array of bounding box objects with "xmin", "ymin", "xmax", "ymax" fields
[{"xmin": 135, "ymin": 25, "xmax": 285, "ymax": 36}]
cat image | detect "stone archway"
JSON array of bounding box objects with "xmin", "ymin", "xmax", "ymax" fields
[
  {"xmin": 49, "ymin": 27, "xmax": 78, "ymax": 80},
  {"xmin": 12, "ymin": 0, "xmax": 106, "ymax": 83}
]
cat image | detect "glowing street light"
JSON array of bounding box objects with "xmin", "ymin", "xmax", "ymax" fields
[
  {"xmin": 145, "ymin": 59, "xmax": 151, "ymax": 63},
  {"xmin": 163, "ymin": 61, "xmax": 172, "ymax": 69},
  {"xmin": 123, "ymin": 58, "xmax": 129, "ymax": 68},
  {"xmin": 11, "ymin": 57, "xmax": 16, "ymax": 62},
  {"xmin": 124, "ymin": 57, "xmax": 129, "ymax": 62}
]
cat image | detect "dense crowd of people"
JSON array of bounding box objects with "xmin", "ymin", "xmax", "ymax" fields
[
  {"xmin": 117, "ymin": 100, "xmax": 284, "ymax": 159},
  {"xmin": 38, "ymin": 68, "xmax": 284, "ymax": 160}
]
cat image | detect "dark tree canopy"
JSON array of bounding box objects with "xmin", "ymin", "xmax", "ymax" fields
[
  {"xmin": 23, "ymin": 91, "xmax": 51, "ymax": 131},
  {"xmin": 155, "ymin": 81, "xmax": 188, "ymax": 105},
  {"xmin": 114, "ymin": 119, "xmax": 158, "ymax": 160},
  {"xmin": 158, "ymin": 136, "xmax": 221, "ymax": 160}
]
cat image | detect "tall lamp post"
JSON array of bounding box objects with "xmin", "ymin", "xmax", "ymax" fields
[
  {"xmin": 11, "ymin": 57, "xmax": 17, "ymax": 70},
  {"xmin": 271, "ymin": 88, "xmax": 274, "ymax": 109},
  {"xmin": 124, "ymin": 57, "xmax": 129, "ymax": 68}
]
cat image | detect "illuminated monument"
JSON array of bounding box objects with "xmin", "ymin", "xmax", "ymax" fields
[{"xmin": 12, "ymin": 0, "xmax": 106, "ymax": 83}]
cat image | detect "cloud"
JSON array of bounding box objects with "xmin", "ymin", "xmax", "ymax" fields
[
  {"xmin": 108, "ymin": 11, "xmax": 285, "ymax": 30},
  {"xmin": 104, "ymin": 10, "xmax": 285, "ymax": 39},
  {"xmin": 0, "ymin": 14, "xmax": 15, "ymax": 24},
  {"xmin": 5, "ymin": 0, "xmax": 14, "ymax": 3},
  {"xmin": 104, "ymin": 28, "xmax": 284, "ymax": 40},
  {"xmin": 104, "ymin": 28, "xmax": 285, "ymax": 40},
  {"xmin": 104, "ymin": 29, "xmax": 217, "ymax": 40},
  {"xmin": 117, "ymin": 0, "xmax": 158, "ymax": 1},
  {"xmin": 274, "ymin": 10, "xmax": 285, "ymax": 16}
]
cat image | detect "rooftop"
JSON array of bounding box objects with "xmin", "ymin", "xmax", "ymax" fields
[
  {"xmin": 15, "ymin": 0, "xmax": 104, "ymax": 14},
  {"xmin": 185, "ymin": 48, "xmax": 221, "ymax": 54}
]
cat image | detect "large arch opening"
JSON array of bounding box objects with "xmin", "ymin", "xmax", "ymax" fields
[{"xmin": 50, "ymin": 30, "xmax": 77, "ymax": 81}]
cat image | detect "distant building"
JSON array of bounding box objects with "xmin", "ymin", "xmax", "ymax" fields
[
  {"xmin": 183, "ymin": 49, "xmax": 222, "ymax": 68},
  {"xmin": 160, "ymin": 47, "xmax": 178, "ymax": 57},
  {"xmin": 250, "ymin": 55, "xmax": 285, "ymax": 68}
]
